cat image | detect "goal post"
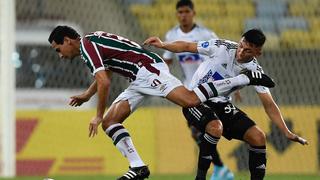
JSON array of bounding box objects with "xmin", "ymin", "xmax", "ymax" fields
[{"xmin": 0, "ymin": 0, "xmax": 16, "ymax": 177}]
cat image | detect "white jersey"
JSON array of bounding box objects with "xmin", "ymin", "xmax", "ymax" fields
[
  {"xmin": 189, "ymin": 39, "xmax": 270, "ymax": 103},
  {"xmin": 163, "ymin": 24, "xmax": 218, "ymax": 85}
]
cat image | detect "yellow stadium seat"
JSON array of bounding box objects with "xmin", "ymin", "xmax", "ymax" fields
[
  {"xmin": 202, "ymin": 17, "xmax": 243, "ymax": 36},
  {"xmin": 195, "ymin": 3, "xmax": 225, "ymax": 18},
  {"xmin": 225, "ymin": 3, "xmax": 254, "ymax": 18},
  {"xmin": 280, "ymin": 30, "xmax": 313, "ymax": 49},
  {"xmin": 264, "ymin": 33, "xmax": 280, "ymax": 50},
  {"xmin": 308, "ymin": 17, "xmax": 320, "ymax": 32},
  {"xmin": 289, "ymin": 3, "xmax": 317, "ymax": 17}
]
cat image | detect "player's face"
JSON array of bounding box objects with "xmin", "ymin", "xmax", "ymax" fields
[
  {"xmin": 51, "ymin": 38, "xmax": 77, "ymax": 60},
  {"xmin": 176, "ymin": 6, "xmax": 195, "ymax": 26},
  {"xmin": 236, "ymin": 38, "xmax": 262, "ymax": 63}
]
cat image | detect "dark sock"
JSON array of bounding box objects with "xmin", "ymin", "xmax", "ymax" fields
[
  {"xmin": 196, "ymin": 133, "xmax": 220, "ymax": 178},
  {"xmin": 249, "ymin": 145, "xmax": 267, "ymax": 180},
  {"xmin": 212, "ymin": 148, "xmax": 223, "ymax": 167}
]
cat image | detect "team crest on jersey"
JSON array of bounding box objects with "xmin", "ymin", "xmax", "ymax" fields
[
  {"xmin": 222, "ymin": 63, "xmax": 227, "ymax": 69},
  {"xmin": 201, "ymin": 41, "xmax": 209, "ymax": 48}
]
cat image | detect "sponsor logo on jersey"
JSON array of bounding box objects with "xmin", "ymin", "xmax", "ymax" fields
[
  {"xmin": 201, "ymin": 41, "xmax": 209, "ymax": 48},
  {"xmin": 178, "ymin": 54, "xmax": 201, "ymax": 62},
  {"xmin": 198, "ymin": 70, "xmax": 224, "ymax": 84}
]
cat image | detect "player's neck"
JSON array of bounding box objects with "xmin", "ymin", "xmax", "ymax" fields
[{"xmin": 180, "ymin": 23, "xmax": 196, "ymax": 33}]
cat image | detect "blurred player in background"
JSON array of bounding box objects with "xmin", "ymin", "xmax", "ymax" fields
[
  {"xmin": 48, "ymin": 26, "xmax": 274, "ymax": 180},
  {"xmin": 144, "ymin": 28, "xmax": 307, "ymax": 180},
  {"xmin": 163, "ymin": 1, "xmax": 233, "ymax": 179}
]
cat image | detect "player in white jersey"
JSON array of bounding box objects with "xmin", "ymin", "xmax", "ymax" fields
[
  {"xmin": 162, "ymin": 1, "xmax": 233, "ymax": 179},
  {"xmin": 144, "ymin": 29, "xmax": 308, "ymax": 180}
]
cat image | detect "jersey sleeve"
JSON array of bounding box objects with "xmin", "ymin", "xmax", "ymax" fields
[
  {"xmin": 197, "ymin": 39, "xmax": 219, "ymax": 57},
  {"xmin": 80, "ymin": 37, "xmax": 105, "ymax": 75}
]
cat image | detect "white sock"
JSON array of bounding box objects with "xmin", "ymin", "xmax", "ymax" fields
[
  {"xmin": 193, "ymin": 74, "xmax": 250, "ymax": 102},
  {"xmin": 106, "ymin": 124, "xmax": 145, "ymax": 167},
  {"xmin": 115, "ymin": 137, "xmax": 145, "ymax": 167},
  {"xmin": 213, "ymin": 74, "xmax": 250, "ymax": 97}
]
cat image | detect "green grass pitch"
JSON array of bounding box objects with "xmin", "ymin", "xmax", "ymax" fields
[{"xmin": 1, "ymin": 174, "xmax": 320, "ymax": 180}]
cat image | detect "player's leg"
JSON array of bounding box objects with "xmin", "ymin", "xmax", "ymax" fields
[
  {"xmin": 243, "ymin": 126, "xmax": 267, "ymax": 180},
  {"xmin": 211, "ymin": 101, "xmax": 265, "ymax": 180},
  {"xmin": 167, "ymin": 71, "xmax": 274, "ymax": 107},
  {"xmin": 187, "ymin": 123, "xmax": 231, "ymax": 180},
  {"xmin": 101, "ymin": 90, "xmax": 150, "ymax": 180},
  {"xmin": 182, "ymin": 105, "xmax": 223, "ymax": 180},
  {"xmin": 142, "ymin": 63, "xmax": 274, "ymax": 108}
]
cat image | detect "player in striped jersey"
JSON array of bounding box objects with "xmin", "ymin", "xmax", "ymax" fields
[
  {"xmin": 163, "ymin": 1, "xmax": 234, "ymax": 179},
  {"xmin": 144, "ymin": 29, "xmax": 308, "ymax": 180},
  {"xmin": 48, "ymin": 26, "xmax": 274, "ymax": 180}
]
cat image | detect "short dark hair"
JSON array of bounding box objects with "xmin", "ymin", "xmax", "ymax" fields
[
  {"xmin": 242, "ymin": 29, "xmax": 266, "ymax": 47},
  {"xmin": 176, "ymin": 0, "xmax": 194, "ymax": 10},
  {"xmin": 48, "ymin": 25, "xmax": 80, "ymax": 44}
]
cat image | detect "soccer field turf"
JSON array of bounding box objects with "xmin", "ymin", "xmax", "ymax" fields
[{"xmin": 2, "ymin": 174, "xmax": 320, "ymax": 180}]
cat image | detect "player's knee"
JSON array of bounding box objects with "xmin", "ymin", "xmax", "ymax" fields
[
  {"xmin": 246, "ymin": 127, "xmax": 266, "ymax": 146},
  {"xmin": 181, "ymin": 94, "xmax": 200, "ymax": 108},
  {"xmin": 205, "ymin": 120, "xmax": 223, "ymax": 137}
]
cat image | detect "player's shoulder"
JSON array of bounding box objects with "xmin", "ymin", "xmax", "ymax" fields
[
  {"xmin": 195, "ymin": 24, "xmax": 211, "ymax": 33},
  {"xmin": 213, "ymin": 39, "xmax": 238, "ymax": 49},
  {"xmin": 165, "ymin": 25, "xmax": 180, "ymax": 38},
  {"xmin": 84, "ymin": 31, "xmax": 111, "ymax": 38}
]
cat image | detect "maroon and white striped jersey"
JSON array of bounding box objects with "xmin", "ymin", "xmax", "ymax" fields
[{"xmin": 80, "ymin": 31, "xmax": 164, "ymax": 80}]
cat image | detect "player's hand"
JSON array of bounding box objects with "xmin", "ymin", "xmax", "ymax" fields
[
  {"xmin": 69, "ymin": 93, "xmax": 90, "ymax": 107},
  {"xmin": 89, "ymin": 116, "xmax": 103, "ymax": 138},
  {"xmin": 286, "ymin": 132, "xmax": 308, "ymax": 145},
  {"xmin": 143, "ymin": 37, "xmax": 164, "ymax": 48}
]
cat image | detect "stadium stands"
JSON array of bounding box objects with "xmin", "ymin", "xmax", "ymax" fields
[{"xmin": 130, "ymin": 0, "xmax": 320, "ymax": 50}]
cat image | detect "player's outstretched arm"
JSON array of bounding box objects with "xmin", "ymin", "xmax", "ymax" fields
[
  {"xmin": 258, "ymin": 93, "xmax": 308, "ymax": 145},
  {"xmin": 143, "ymin": 36, "xmax": 198, "ymax": 53},
  {"xmin": 69, "ymin": 80, "xmax": 97, "ymax": 107},
  {"xmin": 89, "ymin": 70, "xmax": 111, "ymax": 138}
]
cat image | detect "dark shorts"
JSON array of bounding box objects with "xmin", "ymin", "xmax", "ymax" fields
[
  {"xmin": 182, "ymin": 104, "xmax": 219, "ymax": 132},
  {"xmin": 182, "ymin": 102, "xmax": 256, "ymax": 141}
]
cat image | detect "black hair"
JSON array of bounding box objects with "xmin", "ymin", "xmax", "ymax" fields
[
  {"xmin": 176, "ymin": 0, "xmax": 194, "ymax": 10},
  {"xmin": 242, "ymin": 29, "xmax": 266, "ymax": 47},
  {"xmin": 48, "ymin": 25, "xmax": 80, "ymax": 44}
]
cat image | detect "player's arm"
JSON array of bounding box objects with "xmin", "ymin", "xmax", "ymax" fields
[
  {"xmin": 95, "ymin": 70, "xmax": 111, "ymax": 118},
  {"xmin": 69, "ymin": 71, "xmax": 112, "ymax": 107},
  {"xmin": 69, "ymin": 81, "xmax": 97, "ymax": 107},
  {"xmin": 89, "ymin": 70, "xmax": 111, "ymax": 138},
  {"xmin": 144, "ymin": 36, "xmax": 198, "ymax": 53},
  {"xmin": 258, "ymin": 92, "xmax": 308, "ymax": 145}
]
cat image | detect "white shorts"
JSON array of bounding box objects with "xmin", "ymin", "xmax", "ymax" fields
[{"xmin": 112, "ymin": 63, "xmax": 183, "ymax": 112}]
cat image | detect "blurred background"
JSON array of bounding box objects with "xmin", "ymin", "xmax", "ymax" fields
[{"xmin": 0, "ymin": 0, "xmax": 320, "ymax": 179}]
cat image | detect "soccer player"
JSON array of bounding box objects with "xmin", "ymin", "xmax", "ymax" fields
[
  {"xmin": 48, "ymin": 26, "xmax": 274, "ymax": 180},
  {"xmin": 144, "ymin": 29, "xmax": 308, "ymax": 180},
  {"xmin": 163, "ymin": 0, "xmax": 234, "ymax": 179}
]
